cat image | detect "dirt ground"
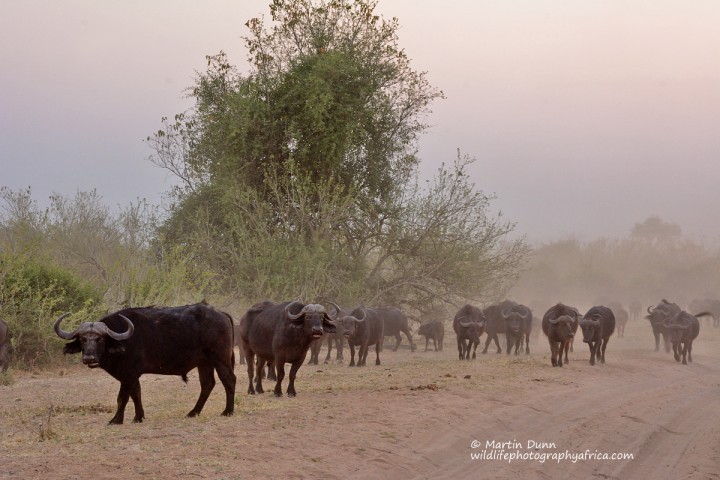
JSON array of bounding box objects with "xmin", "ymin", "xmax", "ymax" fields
[{"xmin": 1, "ymin": 318, "xmax": 719, "ymax": 479}]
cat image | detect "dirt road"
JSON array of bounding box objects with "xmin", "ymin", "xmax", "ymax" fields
[{"xmin": 1, "ymin": 320, "xmax": 718, "ymax": 479}]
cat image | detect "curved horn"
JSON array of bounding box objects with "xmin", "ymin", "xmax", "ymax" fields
[
  {"xmin": 285, "ymin": 301, "xmax": 305, "ymax": 320},
  {"xmin": 53, "ymin": 313, "xmax": 76, "ymax": 339},
  {"xmin": 501, "ymin": 307, "xmax": 512, "ymax": 319},
  {"xmin": 459, "ymin": 321, "xmax": 473, "ymax": 327},
  {"xmin": 647, "ymin": 305, "xmax": 655, "ymax": 314},
  {"xmin": 325, "ymin": 301, "xmax": 341, "ymax": 320},
  {"xmin": 519, "ymin": 307, "xmax": 532, "ymax": 320},
  {"xmin": 590, "ymin": 314, "xmax": 602, "ymax": 324},
  {"xmin": 354, "ymin": 307, "xmax": 367, "ymax": 322},
  {"xmin": 106, "ymin": 314, "xmax": 135, "ymax": 341}
]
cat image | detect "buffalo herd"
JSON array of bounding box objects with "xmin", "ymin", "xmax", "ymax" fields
[{"xmin": 7, "ymin": 293, "xmax": 707, "ymax": 425}]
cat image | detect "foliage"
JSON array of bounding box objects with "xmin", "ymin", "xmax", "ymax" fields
[
  {"xmin": 0, "ymin": 252, "xmax": 102, "ymax": 368},
  {"xmin": 147, "ymin": 0, "xmax": 524, "ymax": 314}
]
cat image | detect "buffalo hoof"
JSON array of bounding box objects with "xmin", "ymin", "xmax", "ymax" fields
[
  {"xmin": 674, "ymin": 354, "xmax": 680, "ymax": 362},
  {"xmin": 472, "ymin": 352, "xmax": 476, "ymax": 360},
  {"xmin": 221, "ymin": 410, "xmax": 234, "ymax": 417},
  {"xmin": 287, "ymin": 391, "xmax": 296, "ymax": 397},
  {"xmin": 274, "ymin": 390, "xmax": 283, "ymax": 397},
  {"xmin": 108, "ymin": 417, "xmax": 124, "ymax": 425},
  {"xmin": 187, "ymin": 410, "xmax": 200, "ymax": 418},
  {"xmin": 376, "ymin": 359, "xmax": 381, "ymax": 365},
  {"xmin": 133, "ymin": 416, "xmax": 144, "ymax": 423}
]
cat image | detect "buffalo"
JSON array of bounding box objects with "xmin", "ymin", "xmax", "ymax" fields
[
  {"xmin": 308, "ymin": 303, "xmax": 349, "ymax": 364},
  {"xmin": 0, "ymin": 318, "xmax": 9, "ymax": 373},
  {"xmin": 542, "ymin": 303, "xmax": 580, "ymax": 367},
  {"xmin": 375, "ymin": 306, "xmax": 416, "ymax": 352},
  {"xmin": 608, "ymin": 302, "xmax": 628, "ymax": 338},
  {"xmin": 240, "ymin": 300, "xmax": 336, "ymax": 396},
  {"xmin": 501, "ymin": 303, "xmax": 533, "ymax": 355},
  {"xmin": 664, "ymin": 310, "xmax": 708, "ymax": 364},
  {"xmin": 579, "ymin": 306, "xmax": 615, "ymax": 366},
  {"xmin": 54, "ymin": 303, "xmax": 236, "ymax": 424},
  {"xmin": 417, "ymin": 320, "xmax": 444, "ymax": 352},
  {"xmin": 629, "ymin": 300, "xmax": 642, "ymax": 322},
  {"xmin": 482, "ymin": 300, "xmax": 515, "ymax": 354},
  {"xmin": 645, "ymin": 300, "xmax": 681, "ymax": 352},
  {"xmin": 338, "ymin": 306, "xmax": 384, "ymax": 366},
  {"xmin": 453, "ymin": 305, "xmax": 486, "ymax": 360}
]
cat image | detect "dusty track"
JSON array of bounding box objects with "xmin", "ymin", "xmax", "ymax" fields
[{"xmin": 1, "ymin": 320, "xmax": 719, "ymax": 479}]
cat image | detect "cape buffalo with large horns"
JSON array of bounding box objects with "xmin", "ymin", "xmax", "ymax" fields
[{"xmin": 54, "ymin": 303, "xmax": 236, "ymax": 424}]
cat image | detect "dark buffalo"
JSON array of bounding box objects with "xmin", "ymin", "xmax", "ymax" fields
[
  {"xmin": 608, "ymin": 302, "xmax": 628, "ymax": 338},
  {"xmin": 54, "ymin": 303, "xmax": 236, "ymax": 424},
  {"xmin": 376, "ymin": 306, "xmax": 416, "ymax": 352},
  {"xmin": 0, "ymin": 318, "xmax": 9, "ymax": 373},
  {"xmin": 481, "ymin": 300, "xmax": 515, "ymax": 354},
  {"xmin": 308, "ymin": 303, "xmax": 349, "ymax": 364},
  {"xmin": 645, "ymin": 299, "xmax": 681, "ymax": 352},
  {"xmin": 579, "ymin": 306, "xmax": 616, "ymax": 366},
  {"xmin": 501, "ymin": 303, "xmax": 533, "ymax": 355},
  {"xmin": 417, "ymin": 320, "xmax": 444, "ymax": 351},
  {"xmin": 664, "ymin": 310, "xmax": 708, "ymax": 364},
  {"xmin": 240, "ymin": 301, "xmax": 336, "ymax": 396},
  {"xmin": 453, "ymin": 305, "xmax": 486, "ymax": 360},
  {"xmin": 542, "ymin": 303, "xmax": 580, "ymax": 367},
  {"xmin": 338, "ymin": 306, "xmax": 384, "ymax": 366}
]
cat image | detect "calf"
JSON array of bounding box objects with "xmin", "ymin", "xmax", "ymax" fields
[
  {"xmin": 417, "ymin": 320, "xmax": 444, "ymax": 351},
  {"xmin": 579, "ymin": 306, "xmax": 615, "ymax": 366}
]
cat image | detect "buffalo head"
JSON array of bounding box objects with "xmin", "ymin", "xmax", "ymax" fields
[
  {"xmin": 338, "ymin": 307, "xmax": 367, "ymax": 338},
  {"xmin": 548, "ymin": 315, "xmax": 575, "ymax": 341},
  {"xmin": 54, "ymin": 313, "xmax": 134, "ymax": 368},
  {"xmin": 579, "ymin": 314, "xmax": 601, "ymax": 343},
  {"xmin": 285, "ymin": 302, "xmax": 337, "ymax": 338},
  {"xmin": 501, "ymin": 306, "xmax": 530, "ymax": 334}
]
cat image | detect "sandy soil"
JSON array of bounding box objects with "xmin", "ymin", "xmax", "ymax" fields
[{"xmin": 1, "ymin": 319, "xmax": 719, "ymax": 479}]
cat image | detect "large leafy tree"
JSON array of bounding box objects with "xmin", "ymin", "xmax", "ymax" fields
[{"xmin": 148, "ymin": 0, "xmax": 527, "ymax": 311}]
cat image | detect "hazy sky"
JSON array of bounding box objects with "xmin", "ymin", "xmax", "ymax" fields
[{"xmin": 2, "ymin": 1, "xmax": 719, "ymax": 243}]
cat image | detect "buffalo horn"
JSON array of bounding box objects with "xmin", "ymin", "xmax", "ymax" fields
[
  {"xmin": 285, "ymin": 301, "xmax": 306, "ymax": 320},
  {"xmin": 459, "ymin": 321, "xmax": 473, "ymax": 328},
  {"xmin": 325, "ymin": 301, "xmax": 341, "ymax": 321},
  {"xmin": 53, "ymin": 313, "xmax": 75, "ymax": 339},
  {"xmin": 107, "ymin": 314, "xmax": 135, "ymax": 340}
]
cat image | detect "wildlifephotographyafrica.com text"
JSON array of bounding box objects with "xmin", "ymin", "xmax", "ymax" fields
[{"xmin": 470, "ymin": 439, "xmax": 634, "ymax": 464}]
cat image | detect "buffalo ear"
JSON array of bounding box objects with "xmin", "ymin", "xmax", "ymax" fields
[
  {"xmin": 322, "ymin": 319, "xmax": 336, "ymax": 334},
  {"xmin": 63, "ymin": 340, "xmax": 81, "ymax": 355}
]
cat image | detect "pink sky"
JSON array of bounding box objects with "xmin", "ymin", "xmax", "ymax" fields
[{"xmin": 2, "ymin": 0, "xmax": 719, "ymax": 242}]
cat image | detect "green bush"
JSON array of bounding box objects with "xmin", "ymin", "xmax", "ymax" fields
[{"xmin": 0, "ymin": 253, "xmax": 103, "ymax": 369}]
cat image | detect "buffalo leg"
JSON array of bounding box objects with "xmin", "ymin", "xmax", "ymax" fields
[
  {"xmin": 588, "ymin": 341, "xmax": 596, "ymax": 366},
  {"xmin": 404, "ymin": 329, "xmax": 416, "ymax": 352},
  {"xmin": 471, "ymin": 340, "xmax": 478, "ymax": 359},
  {"xmin": 214, "ymin": 361, "xmax": 236, "ymax": 416},
  {"xmin": 188, "ymin": 363, "xmax": 215, "ymax": 417},
  {"xmin": 246, "ymin": 353, "xmax": 256, "ymax": 394},
  {"xmin": 653, "ymin": 331, "xmax": 661, "ymax": 352},
  {"xmin": 267, "ymin": 361, "xmax": 277, "ymax": 381},
  {"xmin": 359, "ymin": 343, "xmax": 369, "ymax": 366},
  {"xmin": 375, "ymin": 342, "xmax": 382, "ymax": 365},
  {"xmin": 525, "ymin": 333, "xmax": 531, "ymax": 355},
  {"xmin": 324, "ymin": 336, "xmax": 333, "ymax": 364},
  {"xmin": 392, "ymin": 333, "xmax": 402, "ymax": 351},
  {"xmin": 549, "ymin": 340, "xmax": 558, "ymax": 367},
  {"xmin": 349, "ymin": 344, "xmax": 357, "ymax": 367},
  {"xmin": 274, "ymin": 360, "xmax": 286, "ymax": 397},
  {"xmin": 600, "ymin": 338, "xmax": 608, "ymax": 364},
  {"xmin": 687, "ymin": 341, "xmax": 693, "ymax": 363},
  {"xmin": 424, "ymin": 337, "xmax": 430, "ymax": 352},
  {"xmin": 336, "ymin": 337, "xmax": 344, "ymax": 361},
  {"xmin": 457, "ymin": 337, "xmax": 466, "ymax": 360},
  {"xmin": 286, "ymin": 360, "xmax": 303, "ymax": 397},
  {"xmin": 255, "ymin": 358, "xmax": 266, "ymax": 394},
  {"xmin": 110, "ymin": 377, "xmax": 140, "ymax": 425},
  {"xmin": 129, "ymin": 380, "xmax": 144, "ymax": 423}
]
